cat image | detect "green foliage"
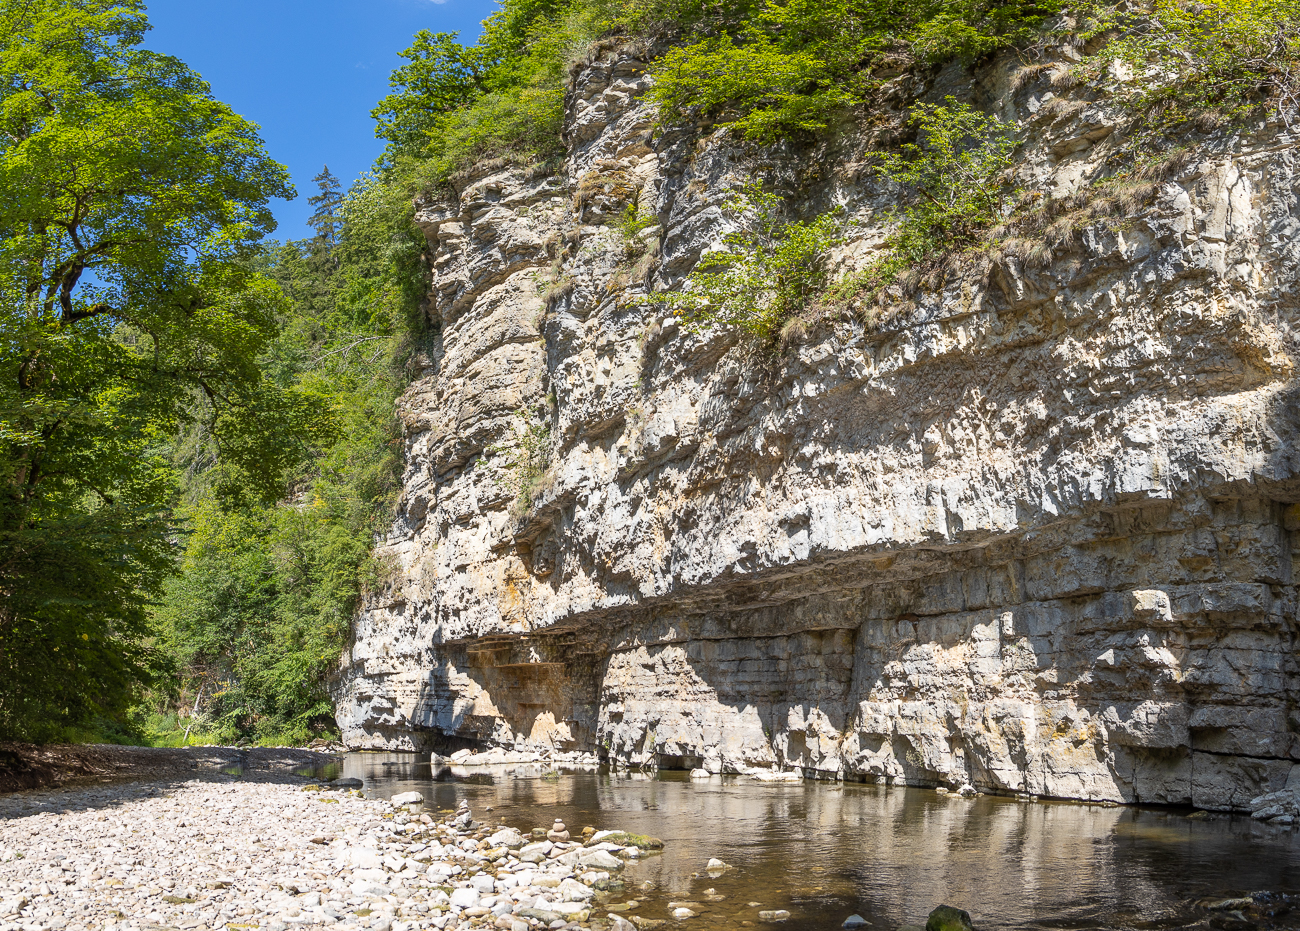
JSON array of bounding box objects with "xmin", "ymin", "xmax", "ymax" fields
[
  {"xmin": 659, "ymin": 185, "xmax": 843, "ymax": 342},
  {"xmin": 649, "ymin": 0, "xmax": 1059, "ymax": 140},
  {"xmin": 616, "ymin": 201, "xmax": 658, "ymax": 264},
  {"xmin": 0, "ymin": 0, "xmax": 304, "ymax": 742},
  {"xmin": 1081, "ymin": 0, "xmax": 1300, "ymax": 131},
  {"xmin": 877, "ymin": 98, "xmax": 1018, "ymax": 258},
  {"xmin": 651, "ymin": 31, "xmax": 853, "ymax": 141},
  {"xmin": 372, "ymin": 0, "xmax": 598, "ymax": 181},
  {"xmin": 147, "ymin": 171, "xmax": 426, "ymax": 747},
  {"xmin": 370, "ymin": 0, "xmax": 1053, "ymax": 180},
  {"xmin": 828, "ymin": 100, "xmax": 1017, "ymax": 315},
  {"xmin": 308, "ymin": 166, "xmax": 344, "ymax": 246}
]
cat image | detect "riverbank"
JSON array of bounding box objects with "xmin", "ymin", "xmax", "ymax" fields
[
  {"xmin": 0, "ymin": 745, "xmax": 342, "ymax": 795},
  {"xmin": 0, "ymin": 766, "xmax": 660, "ymax": 931}
]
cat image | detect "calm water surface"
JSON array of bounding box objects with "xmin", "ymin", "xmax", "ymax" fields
[{"xmin": 336, "ymin": 753, "xmax": 1300, "ymax": 931}]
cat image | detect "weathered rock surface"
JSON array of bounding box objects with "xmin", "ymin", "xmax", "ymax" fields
[{"xmin": 334, "ymin": 43, "xmax": 1300, "ymax": 810}]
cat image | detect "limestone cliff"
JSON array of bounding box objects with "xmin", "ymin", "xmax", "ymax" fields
[{"xmin": 333, "ymin": 41, "xmax": 1300, "ymax": 811}]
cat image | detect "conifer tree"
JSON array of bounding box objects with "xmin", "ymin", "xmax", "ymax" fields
[{"xmin": 307, "ymin": 166, "xmax": 343, "ymax": 246}]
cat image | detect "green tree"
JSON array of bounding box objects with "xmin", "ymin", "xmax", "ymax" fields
[
  {"xmin": 830, "ymin": 99, "xmax": 1018, "ymax": 313},
  {"xmin": 307, "ymin": 166, "xmax": 344, "ymax": 247},
  {"xmin": 371, "ymin": 0, "xmax": 593, "ymax": 181},
  {"xmin": 1083, "ymin": 0, "xmax": 1300, "ymax": 132},
  {"xmin": 649, "ymin": 0, "xmax": 1058, "ymax": 141},
  {"xmin": 145, "ymin": 172, "xmax": 426, "ymax": 746},
  {"xmin": 0, "ymin": 0, "xmax": 307, "ymax": 741}
]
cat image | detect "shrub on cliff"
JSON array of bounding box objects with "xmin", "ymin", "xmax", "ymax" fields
[
  {"xmin": 372, "ymin": 0, "xmax": 591, "ymax": 179},
  {"xmin": 877, "ymin": 99, "xmax": 1019, "ymax": 257},
  {"xmin": 649, "ymin": 0, "xmax": 1059, "ymax": 140},
  {"xmin": 1079, "ymin": 0, "xmax": 1300, "ymax": 134},
  {"xmin": 658, "ymin": 185, "xmax": 845, "ymax": 342},
  {"xmin": 832, "ymin": 99, "xmax": 1018, "ymax": 315}
]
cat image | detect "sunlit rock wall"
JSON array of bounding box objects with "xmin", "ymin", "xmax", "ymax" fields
[{"xmin": 333, "ymin": 42, "xmax": 1300, "ymax": 810}]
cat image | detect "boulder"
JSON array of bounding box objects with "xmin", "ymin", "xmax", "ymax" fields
[
  {"xmin": 448, "ymin": 888, "xmax": 480, "ymax": 909},
  {"xmin": 926, "ymin": 906, "xmax": 974, "ymax": 931},
  {"xmin": 1249, "ymin": 788, "xmax": 1300, "ymax": 822},
  {"xmin": 580, "ymin": 849, "xmax": 624, "ymax": 871},
  {"xmin": 518, "ymin": 908, "xmax": 562, "ymax": 924},
  {"xmin": 558, "ymin": 877, "xmax": 595, "ymax": 902},
  {"xmin": 488, "ymin": 827, "xmax": 526, "ymax": 849},
  {"xmin": 391, "ymin": 791, "xmax": 424, "ymax": 807},
  {"xmin": 348, "ymin": 849, "xmax": 383, "ymax": 870}
]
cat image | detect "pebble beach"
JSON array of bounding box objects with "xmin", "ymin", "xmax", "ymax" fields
[{"xmin": 0, "ymin": 770, "xmax": 661, "ymax": 931}]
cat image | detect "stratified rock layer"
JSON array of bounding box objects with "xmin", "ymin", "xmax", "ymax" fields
[{"xmin": 334, "ymin": 45, "xmax": 1300, "ymax": 809}]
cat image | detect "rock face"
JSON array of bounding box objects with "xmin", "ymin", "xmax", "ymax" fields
[{"xmin": 333, "ymin": 43, "xmax": 1300, "ymax": 810}]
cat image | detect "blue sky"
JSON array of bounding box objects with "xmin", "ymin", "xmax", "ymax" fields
[{"xmin": 143, "ymin": 0, "xmax": 496, "ymax": 241}]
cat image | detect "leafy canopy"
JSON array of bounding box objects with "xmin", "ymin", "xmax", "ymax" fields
[
  {"xmin": 0, "ymin": 0, "xmax": 311, "ymax": 741},
  {"xmin": 145, "ymin": 170, "xmax": 426, "ymax": 747},
  {"xmin": 649, "ymin": 0, "xmax": 1059, "ymax": 141},
  {"xmin": 371, "ymin": 0, "xmax": 586, "ymax": 180},
  {"xmin": 826, "ymin": 99, "xmax": 1017, "ymax": 314},
  {"xmin": 877, "ymin": 98, "xmax": 1018, "ymax": 258}
]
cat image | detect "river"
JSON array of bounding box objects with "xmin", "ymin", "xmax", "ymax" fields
[{"xmin": 330, "ymin": 752, "xmax": 1300, "ymax": 931}]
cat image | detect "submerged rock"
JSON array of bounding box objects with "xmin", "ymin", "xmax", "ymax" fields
[{"xmin": 591, "ymin": 831, "xmax": 664, "ymax": 850}]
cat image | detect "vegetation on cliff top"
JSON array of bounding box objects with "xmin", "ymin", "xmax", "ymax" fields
[{"xmin": 649, "ymin": 0, "xmax": 1059, "ymax": 140}]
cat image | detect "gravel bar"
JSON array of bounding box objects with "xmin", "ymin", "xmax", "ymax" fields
[{"xmin": 0, "ymin": 773, "xmax": 655, "ymax": 931}]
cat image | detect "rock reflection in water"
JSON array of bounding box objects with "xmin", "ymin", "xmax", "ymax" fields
[{"xmin": 339, "ymin": 754, "xmax": 1300, "ymax": 930}]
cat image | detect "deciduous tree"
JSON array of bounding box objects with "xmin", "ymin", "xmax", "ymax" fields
[{"xmin": 0, "ymin": 0, "xmax": 313, "ymax": 740}]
